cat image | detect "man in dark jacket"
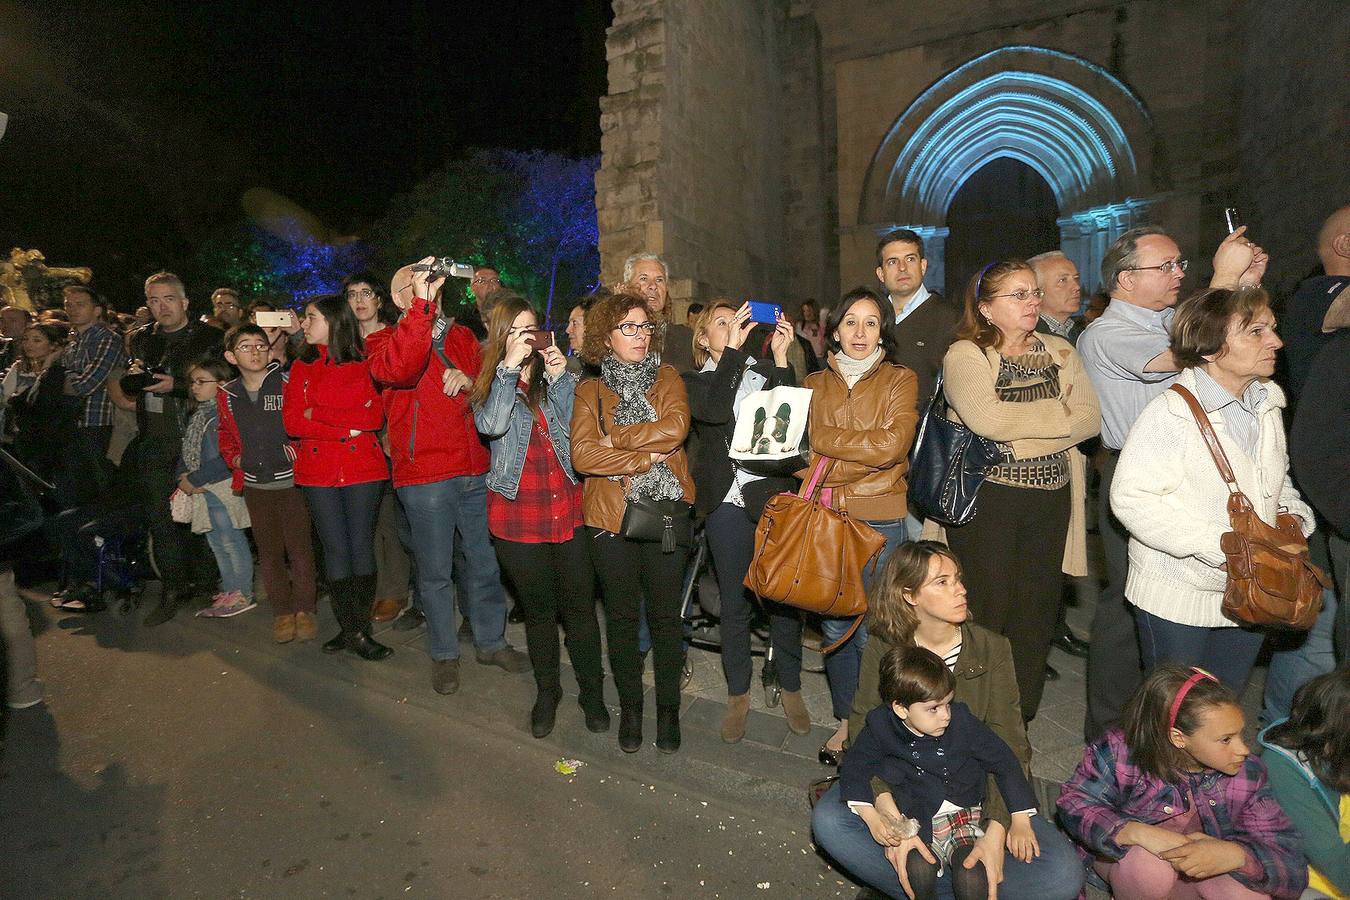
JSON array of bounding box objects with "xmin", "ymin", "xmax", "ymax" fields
[
  {"xmin": 1029, "ymin": 251, "xmax": 1084, "ymax": 346},
  {"xmin": 120, "ymin": 272, "xmax": 223, "ymax": 625},
  {"xmin": 875, "ymin": 228, "xmax": 958, "ymax": 410}
]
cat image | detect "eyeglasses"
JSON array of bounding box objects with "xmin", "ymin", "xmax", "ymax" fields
[
  {"xmin": 988, "ymin": 288, "xmax": 1045, "ymax": 303},
  {"xmin": 189, "ymin": 378, "xmax": 218, "ymax": 387},
  {"xmin": 613, "ymin": 322, "xmax": 658, "ymax": 337},
  {"xmin": 232, "ymin": 343, "xmax": 269, "ymax": 353},
  {"xmin": 1124, "ymin": 259, "xmax": 1189, "ymax": 275},
  {"xmin": 345, "ymin": 288, "xmax": 375, "ymax": 300},
  {"xmin": 472, "ymin": 275, "xmax": 500, "ymax": 286}
]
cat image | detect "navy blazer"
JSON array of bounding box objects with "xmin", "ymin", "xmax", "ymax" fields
[{"xmin": 839, "ymin": 701, "xmax": 1037, "ymax": 842}]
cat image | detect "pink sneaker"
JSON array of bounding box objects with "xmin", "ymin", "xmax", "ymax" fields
[{"xmin": 197, "ymin": 592, "xmax": 256, "ymax": 618}]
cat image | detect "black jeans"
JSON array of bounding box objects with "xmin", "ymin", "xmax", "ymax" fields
[
  {"xmin": 587, "ymin": 527, "xmax": 689, "ymax": 709},
  {"xmin": 945, "ymin": 481, "xmax": 1070, "ymax": 720},
  {"xmin": 704, "ymin": 502, "xmax": 802, "ymax": 695},
  {"xmin": 494, "ymin": 532, "xmax": 604, "ymax": 698},
  {"xmin": 302, "ymin": 481, "xmax": 384, "ymax": 581},
  {"xmin": 135, "ymin": 441, "xmax": 212, "ymax": 592},
  {"xmin": 1084, "ymin": 452, "xmax": 1143, "ymax": 740}
]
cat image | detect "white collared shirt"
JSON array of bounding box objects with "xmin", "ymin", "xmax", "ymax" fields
[{"xmin": 891, "ymin": 284, "xmax": 931, "ymax": 325}]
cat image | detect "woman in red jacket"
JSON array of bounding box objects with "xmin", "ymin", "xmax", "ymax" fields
[{"xmin": 283, "ymin": 294, "xmax": 391, "ymax": 660}]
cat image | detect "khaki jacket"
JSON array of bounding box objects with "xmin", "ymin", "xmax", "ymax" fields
[
  {"xmin": 800, "ymin": 355, "xmax": 919, "ymax": 522},
  {"xmin": 570, "ymin": 365, "xmax": 695, "ymax": 534},
  {"xmin": 850, "ymin": 623, "xmax": 1031, "ymax": 828}
]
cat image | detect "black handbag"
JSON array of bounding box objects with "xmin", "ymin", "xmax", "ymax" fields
[
  {"xmin": 619, "ymin": 494, "xmax": 693, "ymax": 552},
  {"xmin": 597, "ymin": 397, "xmax": 692, "ymax": 553},
  {"xmin": 906, "ymin": 372, "xmax": 1002, "ymax": 527}
]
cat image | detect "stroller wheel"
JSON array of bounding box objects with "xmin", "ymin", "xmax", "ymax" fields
[
  {"xmin": 765, "ymin": 683, "xmax": 781, "ymax": 708},
  {"xmin": 680, "ymin": 656, "xmax": 693, "ymax": 691},
  {"xmin": 762, "ymin": 657, "xmax": 781, "ymax": 707}
]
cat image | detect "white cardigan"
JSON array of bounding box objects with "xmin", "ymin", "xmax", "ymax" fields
[{"xmin": 1109, "ymin": 367, "xmax": 1314, "ymax": 628}]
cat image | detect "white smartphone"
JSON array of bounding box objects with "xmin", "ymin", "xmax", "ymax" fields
[{"xmin": 255, "ymin": 311, "xmax": 292, "ymax": 328}]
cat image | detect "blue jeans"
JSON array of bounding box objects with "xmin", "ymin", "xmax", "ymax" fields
[
  {"xmin": 1262, "ymin": 583, "xmax": 1338, "ymax": 725},
  {"xmin": 811, "ymin": 783, "xmax": 1085, "ymax": 900},
  {"xmin": 1135, "ymin": 608, "xmax": 1265, "ymax": 692},
  {"xmin": 822, "ymin": 518, "xmax": 908, "ymax": 720},
  {"xmin": 203, "ymin": 492, "xmax": 254, "ymax": 599},
  {"xmin": 302, "ymin": 482, "xmax": 383, "ymax": 581},
  {"xmin": 397, "ymin": 475, "xmax": 507, "ymax": 662}
]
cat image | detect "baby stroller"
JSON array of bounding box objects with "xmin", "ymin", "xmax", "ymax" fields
[{"xmin": 679, "ymin": 526, "xmax": 787, "ymax": 707}]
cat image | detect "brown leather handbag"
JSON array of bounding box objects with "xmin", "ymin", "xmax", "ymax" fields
[
  {"xmin": 1170, "ymin": 385, "xmax": 1328, "ymax": 630},
  {"xmin": 744, "ymin": 456, "xmax": 886, "ymax": 652}
]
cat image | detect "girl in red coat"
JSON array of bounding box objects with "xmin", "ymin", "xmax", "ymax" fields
[{"xmin": 284, "ymin": 294, "xmax": 391, "ymax": 660}]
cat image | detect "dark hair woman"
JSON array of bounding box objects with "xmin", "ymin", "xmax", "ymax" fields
[
  {"xmin": 1260, "ymin": 667, "xmax": 1350, "ymax": 898},
  {"xmin": 940, "ymin": 260, "xmax": 1100, "ymax": 722},
  {"xmin": 2, "ymin": 323, "xmax": 85, "ymax": 505},
  {"xmin": 683, "ymin": 300, "xmax": 807, "ymax": 743},
  {"xmin": 804, "ymin": 286, "xmax": 918, "ymax": 766},
  {"xmin": 283, "ymin": 294, "xmax": 390, "ymax": 660},
  {"xmin": 570, "ymin": 292, "xmax": 694, "ymax": 754},
  {"xmin": 471, "ymin": 295, "xmax": 606, "ymax": 739},
  {"xmin": 812, "ymin": 541, "xmax": 1086, "ymax": 900},
  {"xmin": 343, "ymin": 271, "xmax": 399, "ymax": 336}
]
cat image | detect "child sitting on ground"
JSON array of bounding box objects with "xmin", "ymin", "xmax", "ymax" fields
[
  {"xmin": 1058, "ymin": 664, "xmax": 1307, "ymax": 900},
  {"xmin": 839, "ymin": 644, "xmax": 1040, "ymax": 900},
  {"xmin": 1260, "ymin": 667, "xmax": 1350, "ymax": 900},
  {"xmin": 177, "ymin": 358, "xmax": 254, "ymax": 618}
]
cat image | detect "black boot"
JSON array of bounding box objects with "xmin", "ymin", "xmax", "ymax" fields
[
  {"xmin": 345, "ymin": 573, "xmax": 392, "ymax": 662},
  {"xmin": 321, "ymin": 577, "xmax": 351, "ymax": 653},
  {"xmin": 530, "ymin": 686, "xmax": 562, "ymax": 738},
  {"xmin": 656, "ymin": 704, "xmax": 681, "ymax": 754},
  {"xmin": 618, "ymin": 704, "xmax": 643, "ymax": 753},
  {"xmin": 578, "ymin": 685, "xmax": 610, "ymax": 733}
]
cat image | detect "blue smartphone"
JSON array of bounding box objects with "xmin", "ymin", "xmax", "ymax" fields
[{"xmin": 747, "ymin": 300, "xmax": 781, "ymax": 324}]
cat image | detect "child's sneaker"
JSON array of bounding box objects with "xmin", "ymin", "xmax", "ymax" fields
[{"xmin": 197, "ymin": 591, "xmax": 256, "ymax": 618}]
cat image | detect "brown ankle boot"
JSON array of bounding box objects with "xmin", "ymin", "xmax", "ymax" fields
[
  {"xmin": 721, "ymin": 693, "xmax": 751, "ymax": 743},
  {"xmin": 780, "ymin": 690, "xmax": 812, "ymax": 735},
  {"xmin": 273, "ymin": 614, "xmax": 296, "ymax": 643}
]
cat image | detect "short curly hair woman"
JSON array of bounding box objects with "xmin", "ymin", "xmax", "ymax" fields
[{"xmin": 580, "ymin": 292, "xmax": 664, "ymax": 366}]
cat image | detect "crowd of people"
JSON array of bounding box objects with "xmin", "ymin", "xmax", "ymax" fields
[{"xmin": 1, "ymin": 203, "xmax": 1347, "ymax": 900}]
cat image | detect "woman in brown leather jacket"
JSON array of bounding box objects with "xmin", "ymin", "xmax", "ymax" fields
[
  {"xmin": 802, "ymin": 286, "xmax": 919, "ymax": 765},
  {"xmin": 571, "ymin": 293, "xmax": 694, "ymax": 755}
]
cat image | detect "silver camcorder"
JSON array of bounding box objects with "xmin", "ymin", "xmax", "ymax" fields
[{"xmin": 411, "ymin": 258, "xmax": 475, "ymax": 279}]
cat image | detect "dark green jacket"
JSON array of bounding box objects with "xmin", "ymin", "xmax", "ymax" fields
[
  {"xmin": 1260, "ymin": 722, "xmax": 1350, "ymax": 895},
  {"xmin": 849, "ymin": 622, "xmax": 1031, "ymax": 827}
]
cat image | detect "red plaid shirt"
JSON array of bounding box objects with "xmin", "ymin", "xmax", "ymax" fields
[{"xmin": 487, "ymin": 405, "xmax": 584, "ymax": 544}]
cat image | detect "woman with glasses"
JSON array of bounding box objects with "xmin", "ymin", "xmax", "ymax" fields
[
  {"xmin": 940, "ymin": 260, "xmax": 1100, "ymax": 722},
  {"xmin": 571, "ymin": 293, "xmax": 694, "ymax": 754},
  {"xmin": 343, "ymin": 273, "xmax": 400, "ymax": 338}
]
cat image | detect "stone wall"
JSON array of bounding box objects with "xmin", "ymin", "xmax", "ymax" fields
[{"xmin": 1240, "ymin": 0, "xmax": 1350, "ymax": 295}]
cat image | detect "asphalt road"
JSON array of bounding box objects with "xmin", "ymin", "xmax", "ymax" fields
[{"xmin": 1, "ymin": 596, "xmax": 859, "ymax": 899}]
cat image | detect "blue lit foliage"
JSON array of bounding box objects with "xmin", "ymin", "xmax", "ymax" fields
[
  {"xmin": 370, "ymin": 150, "xmax": 600, "ymax": 324},
  {"xmin": 194, "ymin": 224, "xmax": 370, "ymax": 307}
]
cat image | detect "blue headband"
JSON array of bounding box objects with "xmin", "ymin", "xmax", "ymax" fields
[{"xmin": 974, "ymin": 262, "xmax": 996, "ymax": 298}]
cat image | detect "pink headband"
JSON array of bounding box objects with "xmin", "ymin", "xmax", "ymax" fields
[{"xmin": 1168, "ymin": 668, "xmax": 1219, "ymax": 731}]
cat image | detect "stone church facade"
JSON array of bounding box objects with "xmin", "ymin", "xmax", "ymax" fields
[{"xmin": 596, "ymin": 0, "xmax": 1347, "ymax": 314}]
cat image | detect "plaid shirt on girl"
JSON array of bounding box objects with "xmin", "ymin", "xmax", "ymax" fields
[{"xmin": 1057, "ymin": 728, "xmax": 1307, "ymax": 899}]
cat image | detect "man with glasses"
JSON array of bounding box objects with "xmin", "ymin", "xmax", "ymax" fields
[
  {"xmin": 470, "ymin": 265, "xmax": 501, "ymax": 318},
  {"xmin": 211, "ymin": 288, "xmax": 245, "ymax": 328},
  {"xmin": 1077, "ymin": 225, "xmax": 1265, "ymax": 739}
]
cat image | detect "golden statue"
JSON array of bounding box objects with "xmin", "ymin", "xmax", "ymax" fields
[{"xmin": 1, "ymin": 248, "xmax": 93, "ymax": 312}]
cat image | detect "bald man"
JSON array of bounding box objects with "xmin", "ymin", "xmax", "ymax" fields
[{"xmin": 1282, "ymin": 205, "xmax": 1350, "ymax": 401}]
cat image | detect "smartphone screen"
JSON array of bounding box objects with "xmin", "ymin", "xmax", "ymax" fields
[{"xmin": 747, "ymin": 301, "xmax": 781, "ymax": 325}]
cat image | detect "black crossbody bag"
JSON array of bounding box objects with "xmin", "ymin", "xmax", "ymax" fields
[{"xmin": 597, "ymin": 399, "xmax": 692, "ymax": 552}]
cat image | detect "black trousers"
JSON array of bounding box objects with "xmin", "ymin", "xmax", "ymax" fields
[
  {"xmin": 945, "ymin": 481, "xmax": 1070, "ymax": 720},
  {"xmin": 587, "ymin": 527, "xmax": 689, "ymax": 709},
  {"xmin": 1083, "ymin": 452, "xmax": 1143, "ymax": 740},
  {"xmin": 704, "ymin": 502, "xmax": 802, "ymax": 695},
  {"xmin": 135, "ymin": 441, "xmax": 212, "ymax": 592},
  {"xmin": 494, "ymin": 532, "xmax": 605, "ymax": 699}
]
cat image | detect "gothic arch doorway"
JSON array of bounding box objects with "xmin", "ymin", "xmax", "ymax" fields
[{"xmin": 856, "ymin": 46, "xmax": 1161, "ymax": 292}]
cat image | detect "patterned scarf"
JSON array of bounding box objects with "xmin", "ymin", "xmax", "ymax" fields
[
  {"xmin": 601, "ymin": 353, "xmax": 683, "ymax": 501},
  {"xmin": 181, "ymin": 398, "xmax": 216, "ymax": 474}
]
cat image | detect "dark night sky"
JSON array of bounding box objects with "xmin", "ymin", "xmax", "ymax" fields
[{"xmin": 0, "ymin": 0, "xmax": 611, "ymax": 304}]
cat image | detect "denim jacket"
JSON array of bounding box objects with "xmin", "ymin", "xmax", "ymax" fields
[{"xmin": 473, "ymin": 363, "xmax": 578, "ymax": 499}]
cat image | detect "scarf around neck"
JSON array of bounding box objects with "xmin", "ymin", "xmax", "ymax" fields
[
  {"xmin": 181, "ymin": 397, "xmax": 217, "ymax": 473},
  {"xmin": 831, "ymin": 346, "xmax": 883, "ymax": 388},
  {"xmin": 600, "ymin": 353, "xmax": 682, "ymax": 501}
]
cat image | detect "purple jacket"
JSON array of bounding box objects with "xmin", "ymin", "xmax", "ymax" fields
[{"xmin": 1057, "ymin": 729, "xmax": 1306, "ymax": 899}]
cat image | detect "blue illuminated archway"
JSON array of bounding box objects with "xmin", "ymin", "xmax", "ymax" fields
[{"xmin": 858, "ymin": 46, "xmax": 1161, "ymax": 290}]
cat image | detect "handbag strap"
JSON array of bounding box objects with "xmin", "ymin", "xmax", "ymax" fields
[
  {"xmin": 799, "ymin": 455, "xmax": 834, "ymax": 500},
  {"xmin": 1168, "ymin": 385, "xmax": 1240, "ymax": 494},
  {"xmin": 819, "ymin": 615, "xmax": 864, "ymax": 655}
]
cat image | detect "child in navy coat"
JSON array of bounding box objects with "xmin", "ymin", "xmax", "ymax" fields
[{"xmin": 840, "ymin": 645, "xmax": 1040, "ymax": 900}]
